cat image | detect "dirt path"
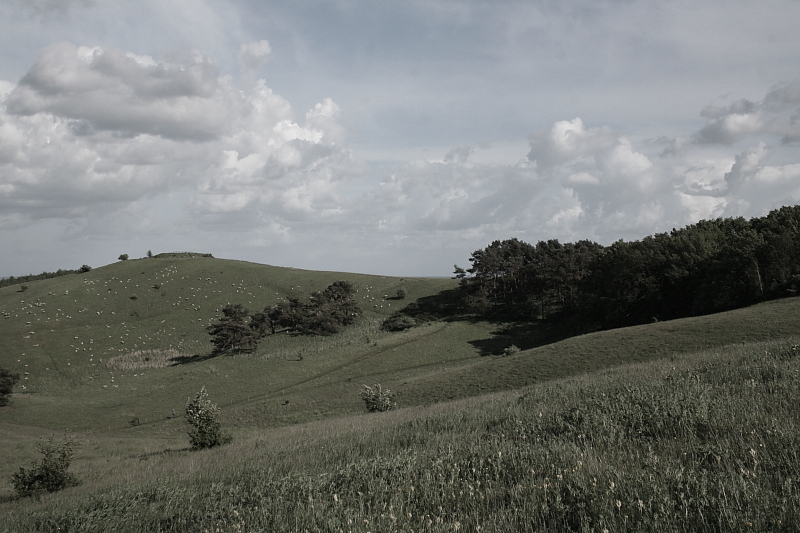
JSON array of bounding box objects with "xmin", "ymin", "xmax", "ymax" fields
[
  {"xmin": 226, "ymin": 323, "xmax": 452, "ymax": 408},
  {"xmin": 125, "ymin": 322, "xmax": 453, "ymax": 431}
]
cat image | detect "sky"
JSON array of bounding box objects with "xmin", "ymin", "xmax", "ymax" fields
[{"xmin": 0, "ymin": 0, "xmax": 799, "ymax": 277}]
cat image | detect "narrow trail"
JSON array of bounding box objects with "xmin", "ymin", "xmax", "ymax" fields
[
  {"xmin": 120, "ymin": 322, "xmax": 454, "ymax": 432},
  {"xmin": 223, "ymin": 323, "xmax": 453, "ymax": 408}
]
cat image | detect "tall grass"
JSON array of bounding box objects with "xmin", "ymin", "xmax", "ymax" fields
[
  {"xmin": 105, "ymin": 349, "xmax": 185, "ymax": 370},
  {"xmin": 4, "ymin": 338, "xmax": 799, "ymax": 532}
]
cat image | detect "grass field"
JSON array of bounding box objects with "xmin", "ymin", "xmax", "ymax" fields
[{"xmin": 1, "ymin": 256, "xmax": 799, "ymax": 531}]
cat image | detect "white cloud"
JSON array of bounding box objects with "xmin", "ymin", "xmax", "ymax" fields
[
  {"xmin": 238, "ymin": 39, "xmax": 272, "ymax": 75},
  {"xmin": 1, "ymin": 33, "xmax": 799, "ymax": 277},
  {"xmin": 0, "ymin": 42, "xmax": 360, "ymax": 239},
  {"xmin": 691, "ymin": 80, "xmax": 800, "ymax": 146},
  {"xmin": 6, "ymin": 42, "xmax": 235, "ymax": 141}
]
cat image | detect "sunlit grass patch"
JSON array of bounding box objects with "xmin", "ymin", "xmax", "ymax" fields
[{"xmin": 105, "ymin": 349, "xmax": 185, "ymax": 370}]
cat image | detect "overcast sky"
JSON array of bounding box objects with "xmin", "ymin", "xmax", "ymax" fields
[{"xmin": 1, "ymin": 0, "xmax": 799, "ymax": 277}]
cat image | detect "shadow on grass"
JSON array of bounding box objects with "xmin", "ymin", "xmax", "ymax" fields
[
  {"xmin": 394, "ymin": 286, "xmax": 578, "ymax": 356},
  {"xmin": 393, "ymin": 287, "xmax": 464, "ymax": 323},
  {"xmin": 468, "ymin": 321, "xmax": 575, "ymax": 357}
]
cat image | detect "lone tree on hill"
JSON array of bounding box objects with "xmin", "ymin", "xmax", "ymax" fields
[
  {"xmin": 207, "ymin": 304, "xmax": 259, "ymax": 354},
  {"xmin": 0, "ymin": 365, "xmax": 20, "ymax": 406},
  {"xmin": 185, "ymin": 387, "xmax": 231, "ymax": 449},
  {"xmin": 118, "ymin": 254, "xmax": 129, "ymax": 261}
]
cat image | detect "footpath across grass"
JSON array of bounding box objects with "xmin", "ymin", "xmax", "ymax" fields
[{"xmin": 2, "ymin": 337, "xmax": 799, "ymax": 532}]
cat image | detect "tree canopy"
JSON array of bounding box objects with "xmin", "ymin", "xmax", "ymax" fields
[{"xmin": 452, "ymin": 206, "xmax": 800, "ymax": 332}]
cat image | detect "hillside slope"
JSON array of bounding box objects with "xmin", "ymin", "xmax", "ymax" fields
[{"xmin": 2, "ymin": 255, "xmax": 800, "ymax": 440}]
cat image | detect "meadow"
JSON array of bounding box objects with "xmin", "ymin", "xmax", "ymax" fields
[{"xmin": 1, "ymin": 255, "xmax": 799, "ymax": 531}]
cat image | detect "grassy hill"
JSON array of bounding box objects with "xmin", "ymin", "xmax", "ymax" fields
[{"xmin": 1, "ymin": 255, "xmax": 799, "ymax": 531}]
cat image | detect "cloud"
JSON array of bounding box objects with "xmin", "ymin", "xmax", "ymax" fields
[
  {"xmin": 2, "ymin": 40, "xmax": 800, "ymax": 278},
  {"xmin": 6, "ymin": 42, "xmax": 235, "ymax": 141},
  {"xmin": 723, "ymin": 142, "xmax": 771, "ymax": 192},
  {"xmin": 692, "ymin": 80, "xmax": 800, "ymax": 146},
  {"xmin": 19, "ymin": 0, "xmax": 95, "ymax": 19},
  {"xmin": 0, "ymin": 42, "xmax": 358, "ymax": 237},
  {"xmin": 238, "ymin": 40, "xmax": 272, "ymax": 76}
]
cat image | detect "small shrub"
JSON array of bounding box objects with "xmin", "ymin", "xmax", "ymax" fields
[
  {"xmin": 19, "ymin": 285, "xmax": 28, "ymax": 292},
  {"xmin": 185, "ymin": 387, "xmax": 232, "ymax": 449},
  {"xmin": 396, "ymin": 287, "xmax": 407, "ymax": 300},
  {"xmin": 147, "ymin": 250, "xmax": 153, "ymax": 258},
  {"xmin": 502, "ymin": 344, "xmax": 521, "ymax": 356},
  {"xmin": 360, "ymin": 384, "xmax": 396, "ymax": 412},
  {"xmin": 78, "ymin": 264, "xmax": 92, "ymax": 273},
  {"xmin": 118, "ymin": 254, "xmax": 129, "ymax": 261},
  {"xmin": 0, "ymin": 365, "xmax": 20, "ymax": 406},
  {"xmin": 10, "ymin": 434, "xmax": 80, "ymax": 498},
  {"xmin": 381, "ymin": 313, "xmax": 416, "ymax": 331}
]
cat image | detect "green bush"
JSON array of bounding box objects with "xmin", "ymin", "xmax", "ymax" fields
[
  {"xmin": 396, "ymin": 287, "xmax": 407, "ymax": 299},
  {"xmin": 10, "ymin": 434, "xmax": 80, "ymax": 498},
  {"xmin": 359, "ymin": 384, "xmax": 396, "ymax": 412},
  {"xmin": 78, "ymin": 264, "xmax": 92, "ymax": 273},
  {"xmin": 381, "ymin": 313, "xmax": 416, "ymax": 331},
  {"xmin": 502, "ymin": 344, "xmax": 521, "ymax": 356},
  {"xmin": 185, "ymin": 387, "xmax": 232, "ymax": 449},
  {"xmin": 118, "ymin": 254, "xmax": 129, "ymax": 261},
  {"xmin": 0, "ymin": 365, "xmax": 20, "ymax": 406}
]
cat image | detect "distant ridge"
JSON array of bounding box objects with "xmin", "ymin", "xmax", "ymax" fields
[{"xmin": 153, "ymin": 252, "xmax": 214, "ymax": 258}]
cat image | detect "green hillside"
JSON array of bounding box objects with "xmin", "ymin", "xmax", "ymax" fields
[
  {"xmin": 1, "ymin": 255, "xmax": 799, "ymax": 531},
  {"xmin": 0, "ymin": 256, "xmax": 456, "ymax": 431},
  {"xmin": 4, "ymin": 255, "xmax": 798, "ymax": 437}
]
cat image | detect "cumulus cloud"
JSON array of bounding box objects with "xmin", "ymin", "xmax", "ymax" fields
[
  {"xmin": 2, "ymin": 40, "xmax": 800, "ymax": 277},
  {"xmin": 238, "ymin": 40, "xmax": 272, "ymax": 76},
  {"xmin": 0, "ymin": 42, "xmax": 357, "ymax": 238},
  {"xmin": 692, "ymin": 80, "xmax": 800, "ymax": 146},
  {"xmin": 525, "ymin": 118, "xmax": 660, "ymax": 235},
  {"xmin": 6, "ymin": 42, "xmax": 236, "ymax": 141}
]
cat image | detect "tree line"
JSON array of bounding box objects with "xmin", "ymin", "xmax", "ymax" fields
[
  {"xmin": 0, "ymin": 269, "xmax": 81, "ymax": 290},
  {"xmin": 208, "ymin": 281, "xmax": 361, "ymax": 354},
  {"xmin": 454, "ymin": 205, "xmax": 800, "ymax": 331}
]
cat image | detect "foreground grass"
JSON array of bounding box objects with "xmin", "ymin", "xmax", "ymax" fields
[{"xmin": 3, "ymin": 337, "xmax": 799, "ymax": 532}]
